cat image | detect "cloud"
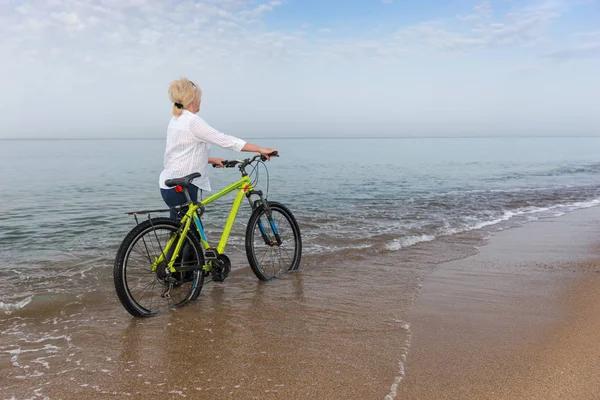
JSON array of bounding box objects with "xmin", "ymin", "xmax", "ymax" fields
[
  {"xmin": 574, "ymin": 30, "xmax": 600, "ymax": 38},
  {"xmin": 0, "ymin": 0, "xmax": 574, "ymax": 75},
  {"xmin": 51, "ymin": 11, "xmax": 86, "ymax": 31},
  {"xmin": 325, "ymin": 39, "xmax": 407, "ymax": 60},
  {"xmin": 313, "ymin": 1, "xmax": 560, "ymax": 61},
  {"xmin": 542, "ymin": 41, "xmax": 600, "ymax": 61},
  {"xmin": 457, "ymin": 1, "xmax": 493, "ymax": 24},
  {"xmin": 538, "ymin": 29, "xmax": 600, "ymax": 61},
  {"xmin": 0, "ymin": 0, "xmax": 290, "ymax": 74},
  {"xmin": 400, "ymin": 21, "xmax": 488, "ymax": 52},
  {"xmin": 399, "ymin": 1, "xmax": 559, "ymax": 53}
]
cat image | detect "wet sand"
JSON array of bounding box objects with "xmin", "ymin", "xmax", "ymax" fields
[
  {"xmin": 396, "ymin": 207, "xmax": 600, "ymax": 400},
  {"xmin": 2, "ymin": 208, "xmax": 600, "ymax": 399},
  {"xmin": 1, "ymin": 253, "xmax": 418, "ymax": 399}
]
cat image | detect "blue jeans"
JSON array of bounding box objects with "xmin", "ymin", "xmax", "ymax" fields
[{"xmin": 160, "ymin": 185, "xmax": 200, "ymax": 220}]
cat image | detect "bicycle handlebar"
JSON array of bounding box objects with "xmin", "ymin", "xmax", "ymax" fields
[
  {"xmin": 212, "ymin": 151, "xmax": 279, "ymax": 170},
  {"xmin": 221, "ymin": 160, "xmax": 240, "ymax": 168}
]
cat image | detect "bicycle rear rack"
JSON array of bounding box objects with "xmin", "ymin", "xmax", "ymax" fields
[
  {"xmin": 125, "ymin": 202, "xmax": 204, "ymax": 224},
  {"xmin": 125, "ymin": 207, "xmax": 179, "ymax": 224}
]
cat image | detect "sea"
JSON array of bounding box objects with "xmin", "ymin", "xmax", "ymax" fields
[{"xmin": 1, "ymin": 136, "xmax": 599, "ymax": 398}]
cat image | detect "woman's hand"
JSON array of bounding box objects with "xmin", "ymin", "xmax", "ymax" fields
[
  {"xmin": 259, "ymin": 148, "xmax": 278, "ymax": 160},
  {"xmin": 209, "ymin": 157, "xmax": 224, "ymax": 168}
]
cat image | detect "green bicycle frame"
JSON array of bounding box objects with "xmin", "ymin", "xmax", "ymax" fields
[{"xmin": 152, "ymin": 175, "xmax": 255, "ymax": 273}]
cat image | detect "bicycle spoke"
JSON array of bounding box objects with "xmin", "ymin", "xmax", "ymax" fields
[
  {"xmin": 139, "ymin": 233, "xmax": 154, "ymax": 265},
  {"xmin": 130, "ymin": 275, "xmax": 158, "ymax": 295},
  {"xmin": 129, "ymin": 276, "xmax": 154, "ymax": 294}
]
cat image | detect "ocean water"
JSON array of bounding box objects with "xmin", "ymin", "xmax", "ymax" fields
[
  {"xmin": 1, "ymin": 136, "xmax": 599, "ymax": 397},
  {"xmin": 1, "ymin": 136, "xmax": 600, "ymax": 311}
]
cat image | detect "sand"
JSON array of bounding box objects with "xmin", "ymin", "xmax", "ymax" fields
[
  {"xmin": 2, "ymin": 208, "xmax": 600, "ymax": 399},
  {"xmin": 396, "ymin": 207, "xmax": 600, "ymax": 400}
]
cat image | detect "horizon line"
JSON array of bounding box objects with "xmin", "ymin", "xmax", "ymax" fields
[{"xmin": 1, "ymin": 135, "xmax": 600, "ymax": 141}]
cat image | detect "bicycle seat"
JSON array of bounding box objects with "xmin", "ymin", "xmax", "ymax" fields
[{"xmin": 164, "ymin": 172, "xmax": 201, "ymax": 188}]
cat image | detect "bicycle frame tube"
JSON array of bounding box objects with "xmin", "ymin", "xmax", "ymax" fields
[
  {"xmin": 200, "ymin": 175, "xmax": 253, "ymax": 205},
  {"xmin": 151, "ymin": 206, "xmax": 196, "ymax": 273},
  {"xmin": 193, "ymin": 213, "xmax": 209, "ymax": 248},
  {"xmin": 200, "ymin": 175, "xmax": 254, "ymax": 254}
]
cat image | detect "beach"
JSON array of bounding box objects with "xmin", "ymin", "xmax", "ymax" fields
[
  {"xmin": 2, "ymin": 207, "xmax": 598, "ymax": 399},
  {"xmin": 396, "ymin": 206, "xmax": 600, "ymax": 400}
]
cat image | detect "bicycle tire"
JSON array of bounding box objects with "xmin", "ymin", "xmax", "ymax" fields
[
  {"xmin": 113, "ymin": 217, "xmax": 205, "ymax": 317},
  {"xmin": 245, "ymin": 201, "xmax": 302, "ymax": 281}
]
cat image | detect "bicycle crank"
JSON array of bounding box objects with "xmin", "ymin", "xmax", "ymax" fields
[{"xmin": 210, "ymin": 254, "xmax": 231, "ymax": 282}]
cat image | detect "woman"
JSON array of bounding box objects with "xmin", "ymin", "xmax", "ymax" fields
[{"xmin": 159, "ymin": 78, "xmax": 277, "ymax": 219}]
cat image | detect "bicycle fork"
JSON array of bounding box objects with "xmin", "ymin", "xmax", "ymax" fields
[{"xmin": 249, "ymin": 192, "xmax": 282, "ymax": 246}]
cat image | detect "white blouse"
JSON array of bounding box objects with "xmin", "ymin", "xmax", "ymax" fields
[{"xmin": 159, "ymin": 110, "xmax": 246, "ymax": 191}]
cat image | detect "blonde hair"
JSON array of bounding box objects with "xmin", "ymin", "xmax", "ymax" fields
[{"xmin": 168, "ymin": 78, "xmax": 202, "ymax": 116}]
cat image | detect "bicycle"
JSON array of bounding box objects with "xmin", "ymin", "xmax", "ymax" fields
[{"xmin": 113, "ymin": 152, "xmax": 302, "ymax": 317}]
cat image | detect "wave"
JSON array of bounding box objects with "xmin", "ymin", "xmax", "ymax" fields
[
  {"xmin": 487, "ymin": 162, "xmax": 600, "ymax": 182},
  {"xmin": 385, "ymin": 321, "xmax": 412, "ymax": 400},
  {"xmin": 544, "ymin": 164, "xmax": 600, "ymax": 176},
  {"xmin": 561, "ymin": 198, "xmax": 600, "ymax": 209},
  {"xmin": 304, "ymin": 242, "xmax": 373, "ymax": 254},
  {"xmin": 385, "ymin": 235, "xmax": 435, "ymax": 251},
  {"xmin": 1, "ymin": 295, "xmax": 33, "ymax": 315},
  {"xmin": 384, "ymin": 197, "xmax": 600, "ymax": 252}
]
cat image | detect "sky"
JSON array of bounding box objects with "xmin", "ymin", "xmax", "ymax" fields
[{"xmin": 0, "ymin": 0, "xmax": 599, "ymax": 138}]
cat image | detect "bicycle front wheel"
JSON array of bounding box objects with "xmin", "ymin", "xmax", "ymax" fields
[
  {"xmin": 113, "ymin": 217, "xmax": 205, "ymax": 317},
  {"xmin": 245, "ymin": 201, "xmax": 302, "ymax": 281}
]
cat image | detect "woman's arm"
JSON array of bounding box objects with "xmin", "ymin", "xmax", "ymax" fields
[
  {"xmin": 190, "ymin": 116, "xmax": 277, "ymax": 159},
  {"xmin": 189, "ymin": 116, "xmax": 246, "ymax": 152},
  {"xmin": 241, "ymin": 143, "xmax": 278, "ymax": 159}
]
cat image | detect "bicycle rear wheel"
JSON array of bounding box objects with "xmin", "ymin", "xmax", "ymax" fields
[
  {"xmin": 245, "ymin": 201, "xmax": 302, "ymax": 281},
  {"xmin": 114, "ymin": 217, "xmax": 205, "ymax": 317}
]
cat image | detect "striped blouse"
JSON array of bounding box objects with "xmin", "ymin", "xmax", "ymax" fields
[{"xmin": 159, "ymin": 110, "xmax": 246, "ymax": 191}]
